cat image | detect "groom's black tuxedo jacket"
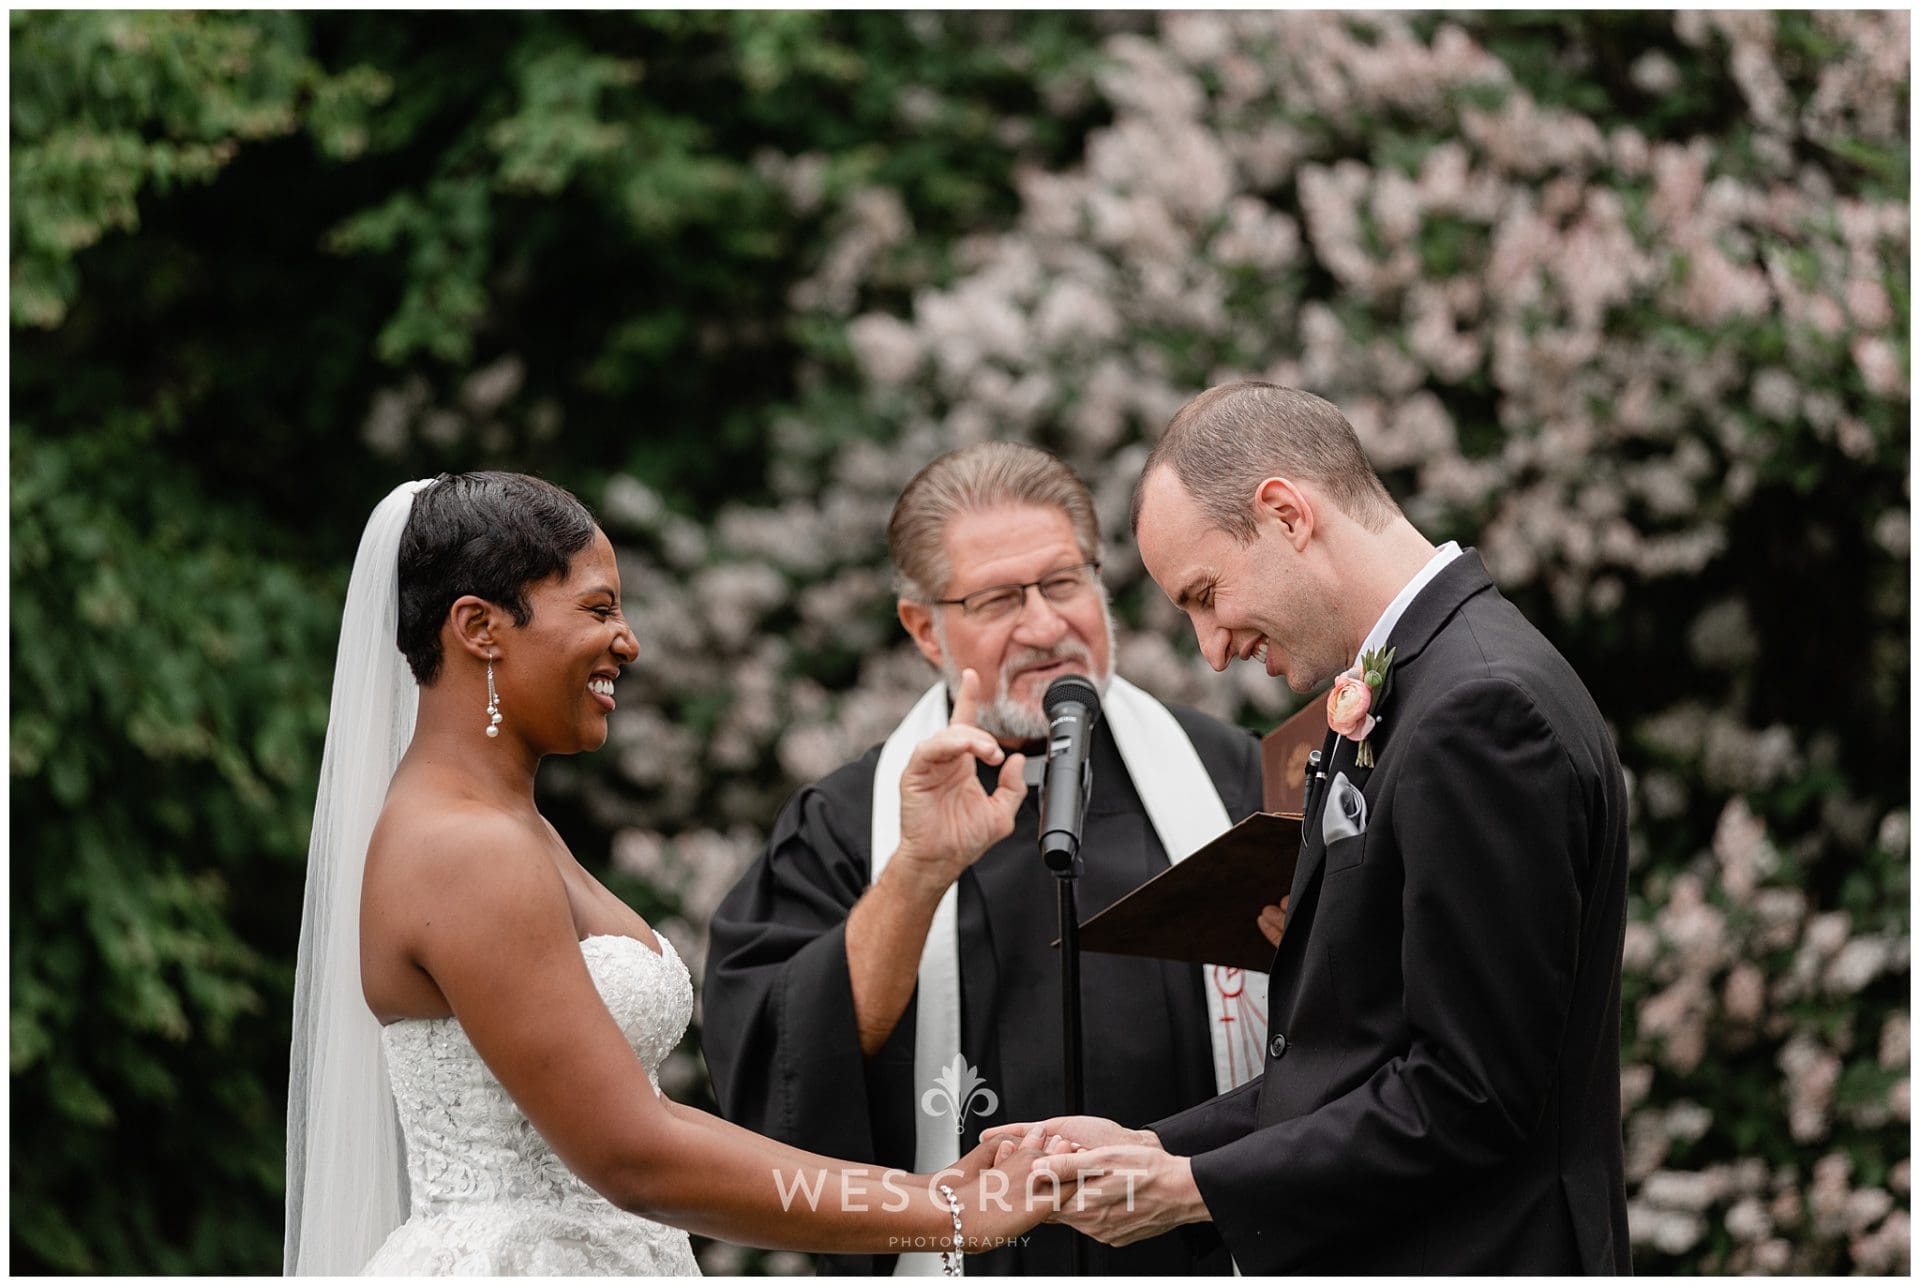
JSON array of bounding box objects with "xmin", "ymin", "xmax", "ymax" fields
[{"xmin": 1154, "ymin": 551, "xmax": 1631, "ymax": 1274}]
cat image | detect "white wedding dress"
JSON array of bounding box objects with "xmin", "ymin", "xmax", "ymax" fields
[{"xmin": 361, "ymin": 933, "xmax": 702, "ymax": 1275}]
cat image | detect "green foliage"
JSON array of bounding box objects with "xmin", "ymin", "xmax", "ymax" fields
[
  {"xmin": 8, "ymin": 10, "xmax": 388, "ymax": 328},
  {"xmin": 11, "ymin": 421, "xmax": 343, "ymax": 1272}
]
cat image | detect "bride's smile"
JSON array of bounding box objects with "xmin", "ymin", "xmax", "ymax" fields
[{"xmin": 487, "ymin": 528, "xmax": 637, "ymax": 756}]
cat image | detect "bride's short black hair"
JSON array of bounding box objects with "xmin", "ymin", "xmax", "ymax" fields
[{"xmin": 397, "ymin": 471, "xmax": 597, "ymax": 684}]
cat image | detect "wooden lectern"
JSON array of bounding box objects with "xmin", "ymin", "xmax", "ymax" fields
[{"xmin": 1075, "ymin": 700, "xmax": 1326, "ymax": 971}]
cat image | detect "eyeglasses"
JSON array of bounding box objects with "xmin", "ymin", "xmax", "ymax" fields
[{"xmin": 932, "ymin": 561, "xmax": 1102, "ymax": 621}]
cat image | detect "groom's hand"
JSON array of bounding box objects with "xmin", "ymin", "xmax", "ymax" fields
[
  {"xmin": 1035, "ymin": 1143, "xmax": 1210, "ymax": 1246},
  {"xmin": 980, "ymin": 1114, "xmax": 1154, "ymax": 1162},
  {"xmin": 959, "ymin": 1122, "xmax": 1082, "ymax": 1250},
  {"xmin": 951, "ymin": 1128, "xmax": 1073, "ymax": 1185}
]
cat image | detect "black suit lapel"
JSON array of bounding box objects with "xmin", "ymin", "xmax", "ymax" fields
[
  {"xmin": 1377, "ymin": 550, "xmax": 1496, "ymax": 679},
  {"xmin": 1357, "ymin": 550, "xmax": 1497, "ymax": 764},
  {"xmin": 1281, "ymin": 551, "xmax": 1496, "ymax": 912}
]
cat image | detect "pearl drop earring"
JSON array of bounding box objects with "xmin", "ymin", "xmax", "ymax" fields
[{"xmin": 485, "ymin": 655, "xmax": 502, "ymax": 738}]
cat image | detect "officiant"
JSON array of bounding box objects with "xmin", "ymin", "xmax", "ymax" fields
[{"xmin": 702, "ymin": 443, "xmax": 1265, "ymax": 1275}]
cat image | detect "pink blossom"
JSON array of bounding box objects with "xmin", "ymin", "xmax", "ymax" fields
[
  {"xmin": 1809, "ymin": 1153, "xmax": 1856, "ymax": 1236},
  {"xmin": 1726, "ymin": 1196, "xmax": 1772, "ymax": 1243},
  {"xmin": 1850, "ymin": 1208, "xmax": 1911, "ymax": 1275},
  {"xmin": 1846, "ymin": 277, "xmax": 1894, "ymax": 330},
  {"xmin": 1724, "ymin": 963, "xmax": 1767, "ymax": 1024},
  {"xmin": 1852, "ymin": 335, "xmax": 1906, "ymax": 397},
  {"xmin": 848, "ymin": 314, "xmax": 925, "ymax": 387},
  {"xmin": 1823, "ymin": 936, "xmax": 1895, "ymax": 996},
  {"xmin": 1643, "ymin": 1167, "xmax": 1726, "ymax": 1211},
  {"xmin": 1325, "ymin": 669, "xmax": 1376, "ymax": 741},
  {"xmin": 1753, "ymin": 1239, "xmax": 1793, "ymax": 1273},
  {"xmin": 1640, "ymin": 976, "xmax": 1712, "ymax": 1073},
  {"xmin": 1780, "ymin": 1037, "xmax": 1843, "ymax": 1143}
]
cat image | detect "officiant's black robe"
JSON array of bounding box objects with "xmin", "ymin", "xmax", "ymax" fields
[{"xmin": 703, "ymin": 706, "xmax": 1262, "ymax": 1275}]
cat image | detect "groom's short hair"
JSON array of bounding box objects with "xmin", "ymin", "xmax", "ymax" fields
[
  {"xmin": 397, "ymin": 471, "xmax": 597, "ymax": 684},
  {"xmin": 1132, "ymin": 382, "xmax": 1401, "ymax": 540}
]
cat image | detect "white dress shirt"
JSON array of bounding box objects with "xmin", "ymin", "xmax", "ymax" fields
[{"xmin": 1354, "ymin": 541, "xmax": 1462, "ymax": 666}]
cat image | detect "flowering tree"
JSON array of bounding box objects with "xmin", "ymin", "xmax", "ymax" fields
[{"xmin": 583, "ymin": 12, "xmax": 1909, "ymax": 1273}]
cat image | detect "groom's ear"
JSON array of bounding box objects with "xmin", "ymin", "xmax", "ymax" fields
[
  {"xmin": 447, "ymin": 595, "xmax": 504, "ymax": 661},
  {"xmin": 1254, "ymin": 477, "xmax": 1314, "ymax": 551}
]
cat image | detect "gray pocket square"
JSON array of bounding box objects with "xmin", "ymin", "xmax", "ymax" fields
[{"xmin": 1321, "ymin": 771, "xmax": 1368, "ymax": 845}]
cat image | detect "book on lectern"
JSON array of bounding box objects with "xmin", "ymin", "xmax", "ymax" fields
[{"xmin": 1072, "ymin": 700, "xmax": 1325, "ymax": 972}]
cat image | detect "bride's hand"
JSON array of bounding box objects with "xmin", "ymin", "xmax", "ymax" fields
[
  {"xmin": 946, "ymin": 1133, "xmax": 1006, "ymax": 1187},
  {"xmin": 951, "ymin": 1124, "xmax": 1078, "ymax": 1252}
]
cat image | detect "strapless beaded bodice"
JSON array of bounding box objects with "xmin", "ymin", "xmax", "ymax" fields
[{"xmin": 361, "ymin": 934, "xmax": 700, "ymax": 1275}]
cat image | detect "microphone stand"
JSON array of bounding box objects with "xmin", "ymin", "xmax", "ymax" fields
[
  {"xmin": 1043, "ymin": 835, "xmax": 1089, "ymax": 1275},
  {"xmin": 1039, "ymin": 675, "xmax": 1100, "ymax": 1275}
]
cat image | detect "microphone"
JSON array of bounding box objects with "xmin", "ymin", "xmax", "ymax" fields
[{"xmin": 1039, "ymin": 675, "xmax": 1102, "ymax": 874}]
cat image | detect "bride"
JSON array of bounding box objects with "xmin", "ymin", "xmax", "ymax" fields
[{"xmin": 285, "ymin": 473, "xmax": 1061, "ymax": 1274}]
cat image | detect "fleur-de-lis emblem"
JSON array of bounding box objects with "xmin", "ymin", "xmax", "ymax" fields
[{"xmin": 920, "ymin": 1054, "xmax": 999, "ymax": 1135}]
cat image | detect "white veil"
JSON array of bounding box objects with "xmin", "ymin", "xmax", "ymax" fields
[{"xmin": 284, "ymin": 479, "xmax": 434, "ymax": 1275}]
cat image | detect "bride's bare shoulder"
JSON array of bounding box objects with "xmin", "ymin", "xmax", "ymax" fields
[{"xmin": 365, "ymin": 786, "xmax": 563, "ymax": 918}]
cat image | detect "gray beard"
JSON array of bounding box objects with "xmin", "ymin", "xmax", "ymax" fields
[{"xmin": 933, "ymin": 607, "xmax": 1117, "ymax": 743}]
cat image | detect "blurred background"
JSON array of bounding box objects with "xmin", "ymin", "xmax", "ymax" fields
[{"xmin": 8, "ymin": 10, "xmax": 1909, "ymax": 1275}]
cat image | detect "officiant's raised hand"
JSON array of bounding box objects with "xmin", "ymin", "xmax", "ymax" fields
[
  {"xmin": 891, "ymin": 667, "xmax": 1028, "ymax": 899},
  {"xmin": 847, "ymin": 668, "xmax": 1030, "ymax": 1056}
]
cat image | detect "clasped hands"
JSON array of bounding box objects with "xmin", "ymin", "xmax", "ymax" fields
[{"xmin": 970, "ymin": 1116, "xmax": 1210, "ymax": 1247}]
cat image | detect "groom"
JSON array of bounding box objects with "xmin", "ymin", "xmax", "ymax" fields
[{"xmin": 991, "ymin": 383, "xmax": 1631, "ymax": 1273}]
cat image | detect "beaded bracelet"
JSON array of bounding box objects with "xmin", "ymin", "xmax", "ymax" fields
[{"xmin": 936, "ymin": 1182, "xmax": 963, "ymax": 1276}]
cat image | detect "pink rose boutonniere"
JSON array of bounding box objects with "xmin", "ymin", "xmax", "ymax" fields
[{"xmin": 1326, "ymin": 645, "xmax": 1395, "ymax": 768}]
